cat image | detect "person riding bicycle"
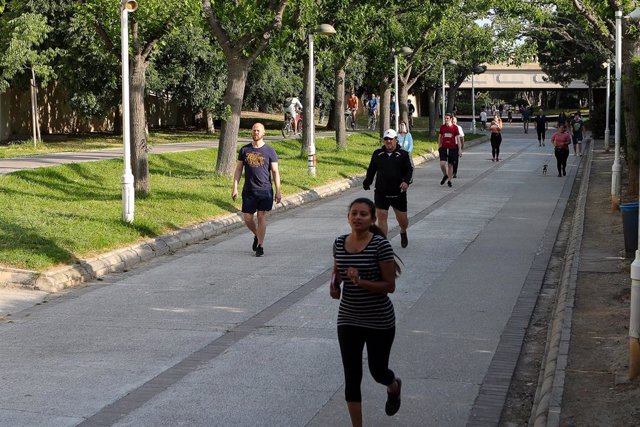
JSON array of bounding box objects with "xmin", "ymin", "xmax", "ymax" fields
[
  {"xmin": 367, "ymin": 94, "xmax": 378, "ymax": 128},
  {"xmin": 285, "ymin": 96, "xmax": 303, "ymax": 134},
  {"xmin": 347, "ymin": 92, "xmax": 359, "ymax": 127}
]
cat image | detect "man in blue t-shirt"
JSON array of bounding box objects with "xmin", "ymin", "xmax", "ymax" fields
[{"xmin": 232, "ymin": 122, "xmax": 282, "ymax": 257}]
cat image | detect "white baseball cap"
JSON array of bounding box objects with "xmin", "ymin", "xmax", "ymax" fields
[{"xmin": 383, "ymin": 129, "xmax": 397, "ymax": 139}]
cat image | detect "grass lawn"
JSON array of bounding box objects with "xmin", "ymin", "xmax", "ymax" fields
[{"xmin": 0, "ymin": 130, "xmax": 461, "ymax": 271}]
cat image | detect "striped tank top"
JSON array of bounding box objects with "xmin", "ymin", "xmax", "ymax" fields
[{"xmin": 333, "ymin": 234, "xmax": 396, "ymax": 330}]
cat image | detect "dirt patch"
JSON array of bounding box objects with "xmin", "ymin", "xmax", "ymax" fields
[{"xmin": 500, "ymin": 149, "xmax": 640, "ymax": 425}]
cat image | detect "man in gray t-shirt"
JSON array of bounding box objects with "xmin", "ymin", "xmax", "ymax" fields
[{"xmin": 232, "ymin": 122, "xmax": 282, "ymax": 257}]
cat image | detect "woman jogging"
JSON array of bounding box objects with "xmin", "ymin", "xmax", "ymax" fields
[
  {"xmin": 489, "ymin": 114, "xmax": 503, "ymax": 161},
  {"xmin": 551, "ymin": 123, "xmax": 571, "ymax": 177},
  {"xmin": 330, "ymin": 197, "xmax": 402, "ymax": 426}
]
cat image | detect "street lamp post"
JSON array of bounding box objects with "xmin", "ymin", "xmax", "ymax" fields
[
  {"xmin": 470, "ymin": 65, "xmax": 487, "ymax": 133},
  {"xmin": 612, "ymin": 10, "xmax": 622, "ymax": 210},
  {"xmin": 120, "ymin": 0, "xmax": 137, "ymax": 223},
  {"xmin": 307, "ymin": 23, "xmax": 335, "ymax": 177},
  {"xmin": 623, "ymin": 6, "xmax": 640, "ymax": 380},
  {"xmin": 393, "ymin": 46, "xmax": 413, "ymax": 132},
  {"xmin": 442, "ymin": 59, "xmax": 457, "ymax": 120},
  {"xmin": 604, "ymin": 61, "xmax": 611, "ymax": 152}
]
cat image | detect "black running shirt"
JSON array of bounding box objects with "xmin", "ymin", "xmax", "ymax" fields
[{"xmin": 333, "ymin": 234, "xmax": 396, "ymax": 329}]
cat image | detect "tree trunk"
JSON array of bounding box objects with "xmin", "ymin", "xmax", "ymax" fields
[
  {"xmin": 555, "ymin": 91, "xmax": 560, "ymax": 109},
  {"xmin": 217, "ymin": 58, "xmax": 250, "ymax": 175},
  {"xmin": 130, "ymin": 54, "xmax": 149, "ymax": 194},
  {"xmin": 378, "ymin": 81, "xmax": 390, "ymax": 137},
  {"xmin": 334, "ymin": 66, "xmax": 347, "ymax": 149},
  {"xmin": 326, "ymin": 101, "xmax": 335, "ymax": 130},
  {"xmin": 622, "ymin": 37, "xmax": 640, "ymax": 196},
  {"xmin": 204, "ymin": 108, "xmax": 215, "ymax": 134},
  {"xmin": 447, "ymin": 86, "xmax": 457, "ymax": 114},
  {"xmin": 398, "ymin": 86, "xmax": 409, "ymax": 127},
  {"xmin": 428, "ymin": 88, "xmax": 437, "ymax": 135}
]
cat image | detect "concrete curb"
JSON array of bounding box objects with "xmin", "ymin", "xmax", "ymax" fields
[
  {"xmin": 528, "ymin": 137, "xmax": 592, "ymax": 426},
  {"xmin": 0, "ymin": 134, "xmax": 489, "ymax": 293}
]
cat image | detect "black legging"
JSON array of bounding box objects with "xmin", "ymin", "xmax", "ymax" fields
[
  {"xmin": 555, "ymin": 148, "xmax": 569, "ymax": 175},
  {"xmin": 537, "ymin": 128, "xmax": 545, "ymax": 142},
  {"xmin": 337, "ymin": 324, "xmax": 395, "ymax": 402},
  {"xmin": 491, "ymin": 132, "xmax": 502, "ymax": 159}
]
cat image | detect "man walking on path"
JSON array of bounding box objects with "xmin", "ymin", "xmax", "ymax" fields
[
  {"xmin": 521, "ymin": 105, "xmax": 531, "ymax": 133},
  {"xmin": 362, "ymin": 129, "xmax": 413, "ymax": 247},
  {"xmin": 232, "ymin": 123, "xmax": 282, "ymax": 257},
  {"xmin": 534, "ymin": 109, "xmax": 547, "ymax": 147},
  {"xmin": 438, "ymin": 113, "xmax": 460, "ymax": 188},
  {"xmin": 570, "ymin": 112, "xmax": 584, "ymax": 156}
]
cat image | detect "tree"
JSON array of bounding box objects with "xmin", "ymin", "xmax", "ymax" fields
[
  {"xmin": 202, "ymin": 0, "xmax": 289, "ymax": 176},
  {"xmin": 0, "ymin": 12, "xmax": 60, "ymax": 143},
  {"xmin": 75, "ymin": 0, "xmax": 201, "ymax": 194},
  {"xmin": 148, "ymin": 22, "xmax": 227, "ymax": 133}
]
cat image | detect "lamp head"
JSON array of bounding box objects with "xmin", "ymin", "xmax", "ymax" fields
[
  {"xmin": 315, "ymin": 23, "xmax": 336, "ymax": 35},
  {"xmin": 473, "ymin": 65, "xmax": 487, "ymax": 74},
  {"xmin": 399, "ymin": 46, "xmax": 413, "ymax": 56},
  {"xmin": 444, "ymin": 59, "xmax": 457, "ymax": 66},
  {"xmin": 122, "ymin": 0, "xmax": 138, "ymax": 12},
  {"xmin": 628, "ymin": 7, "xmax": 640, "ymax": 20}
]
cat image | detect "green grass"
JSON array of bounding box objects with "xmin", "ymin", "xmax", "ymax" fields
[{"xmin": 0, "ymin": 130, "xmax": 468, "ymax": 271}]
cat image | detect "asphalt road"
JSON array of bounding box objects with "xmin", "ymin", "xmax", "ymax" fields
[{"xmin": 0, "ymin": 125, "xmax": 581, "ymax": 426}]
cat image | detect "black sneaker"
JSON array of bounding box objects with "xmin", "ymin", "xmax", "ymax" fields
[
  {"xmin": 563, "ymin": 169, "xmax": 566, "ymax": 176},
  {"xmin": 255, "ymin": 245, "xmax": 264, "ymax": 257},
  {"xmin": 385, "ymin": 378, "xmax": 402, "ymax": 416},
  {"xmin": 252, "ymin": 235, "xmax": 258, "ymax": 251},
  {"xmin": 400, "ymin": 232, "xmax": 408, "ymax": 248},
  {"xmin": 447, "ymin": 181, "xmax": 452, "ymax": 188},
  {"xmin": 440, "ymin": 175, "xmax": 448, "ymax": 185}
]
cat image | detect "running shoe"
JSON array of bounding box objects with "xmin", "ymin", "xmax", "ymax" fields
[
  {"xmin": 400, "ymin": 232, "xmax": 408, "ymax": 248},
  {"xmin": 252, "ymin": 235, "xmax": 258, "ymax": 251},
  {"xmin": 255, "ymin": 245, "xmax": 264, "ymax": 257},
  {"xmin": 440, "ymin": 175, "xmax": 448, "ymax": 185},
  {"xmin": 385, "ymin": 378, "xmax": 402, "ymax": 416}
]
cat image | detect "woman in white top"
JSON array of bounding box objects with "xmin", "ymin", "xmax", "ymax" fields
[
  {"xmin": 397, "ymin": 121, "xmax": 413, "ymax": 154},
  {"xmin": 451, "ymin": 116, "xmax": 464, "ymax": 178}
]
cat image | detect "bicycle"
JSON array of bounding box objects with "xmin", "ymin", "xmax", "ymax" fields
[
  {"xmin": 282, "ymin": 111, "xmax": 303, "ymax": 138},
  {"xmin": 367, "ymin": 109, "xmax": 377, "ymax": 130},
  {"xmin": 345, "ymin": 108, "xmax": 356, "ymax": 130}
]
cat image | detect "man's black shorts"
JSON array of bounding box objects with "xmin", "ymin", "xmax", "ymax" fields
[
  {"xmin": 374, "ymin": 190, "xmax": 408, "ymax": 212},
  {"xmin": 242, "ymin": 189, "xmax": 273, "ymax": 214},
  {"xmin": 438, "ymin": 147, "xmax": 459, "ymax": 164}
]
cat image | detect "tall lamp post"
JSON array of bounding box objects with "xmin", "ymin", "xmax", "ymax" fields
[
  {"xmin": 307, "ymin": 23, "xmax": 336, "ymax": 177},
  {"xmin": 120, "ymin": 0, "xmax": 137, "ymax": 223},
  {"xmin": 442, "ymin": 59, "xmax": 457, "ymax": 120},
  {"xmin": 612, "ymin": 11, "xmax": 623, "ymax": 211},
  {"xmin": 471, "ymin": 65, "xmax": 487, "ymax": 133},
  {"xmin": 393, "ymin": 46, "xmax": 413, "ymax": 131},
  {"xmin": 623, "ymin": 6, "xmax": 640, "ymax": 380},
  {"xmin": 603, "ymin": 61, "xmax": 611, "ymax": 152}
]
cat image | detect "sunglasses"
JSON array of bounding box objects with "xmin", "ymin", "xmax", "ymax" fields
[{"xmin": 383, "ymin": 137, "xmax": 394, "ymax": 141}]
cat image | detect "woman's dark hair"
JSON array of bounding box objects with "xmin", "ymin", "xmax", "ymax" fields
[{"xmin": 348, "ymin": 198, "xmax": 403, "ymax": 276}]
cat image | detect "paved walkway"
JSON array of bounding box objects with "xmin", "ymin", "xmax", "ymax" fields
[
  {"xmin": 0, "ymin": 132, "xmax": 338, "ymax": 175},
  {"xmin": 0, "ymin": 124, "xmax": 584, "ymax": 426}
]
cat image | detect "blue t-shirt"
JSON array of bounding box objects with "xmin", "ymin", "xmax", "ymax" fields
[
  {"xmin": 367, "ymin": 97, "xmax": 378, "ymax": 111},
  {"xmin": 237, "ymin": 143, "xmax": 278, "ymax": 192}
]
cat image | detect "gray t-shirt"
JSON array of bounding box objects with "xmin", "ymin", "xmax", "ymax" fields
[{"xmin": 237, "ymin": 143, "xmax": 278, "ymax": 192}]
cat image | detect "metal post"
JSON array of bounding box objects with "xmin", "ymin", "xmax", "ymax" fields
[
  {"xmin": 442, "ymin": 66, "xmax": 446, "ymax": 121},
  {"xmin": 471, "ymin": 73, "xmax": 476, "ymax": 133},
  {"xmin": 612, "ymin": 10, "xmax": 622, "ymax": 211},
  {"xmin": 121, "ymin": 1, "xmax": 136, "ymax": 223},
  {"xmin": 628, "ymin": 6, "xmax": 640, "ymax": 380},
  {"xmin": 308, "ymin": 33, "xmax": 316, "ymax": 176},
  {"xmin": 604, "ymin": 61, "xmax": 611, "ymax": 152},
  {"xmin": 394, "ymin": 53, "xmax": 399, "ymax": 132}
]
